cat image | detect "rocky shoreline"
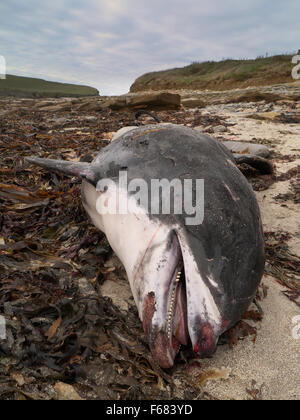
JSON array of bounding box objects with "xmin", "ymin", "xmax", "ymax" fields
[{"xmin": 1, "ymin": 81, "xmax": 299, "ymax": 116}]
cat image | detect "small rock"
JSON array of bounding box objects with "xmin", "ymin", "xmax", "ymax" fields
[
  {"xmin": 83, "ymin": 115, "xmax": 97, "ymax": 121},
  {"xmin": 213, "ymin": 125, "xmax": 227, "ymax": 133},
  {"xmin": 11, "ymin": 372, "xmax": 25, "ymax": 386},
  {"xmin": 54, "ymin": 382, "xmax": 83, "ymax": 400},
  {"xmin": 193, "ymin": 126, "xmax": 204, "ymax": 132},
  {"xmin": 252, "ymin": 111, "xmax": 279, "ymax": 121},
  {"xmin": 51, "ymin": 117, "xmax": 69, "ymax": 125},
  {"xmin": 39, "ymin": 103, "xmax": 72, "ymax": 112},
  {"xmin": 126, "ymin": 92, "xmax": 181, "ymax": 110},
  {"xmin": 76, "ymin": 100, "xmax": 104, "ymax": 112},
  {"xmin": 181, "ymin": 98, "xmax": 205, "ymax": 108},
  {"xmin": 249, "ymin": 111, "xmax": 300, "ymax": 124},
  {"xmin": 103, "ymin": 97, "xmax": 127, "ymax": 110}
]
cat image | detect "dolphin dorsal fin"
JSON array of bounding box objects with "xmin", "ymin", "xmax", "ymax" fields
[{"xmin": 26, "ymin": 157, "xmax": 99, "ymax": 186}]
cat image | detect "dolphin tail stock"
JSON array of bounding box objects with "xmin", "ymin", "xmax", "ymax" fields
[
  {"xmin": 234, "ymin": 154, "xmax": 274, "ymax": 175},
  {"xmin": 25, "ymin": 157, "xmax": 99, "ymax": 186}
]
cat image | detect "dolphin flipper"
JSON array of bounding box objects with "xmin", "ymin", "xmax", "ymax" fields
[
  {"xmin": 26, "ymin": 157, "xmax": 99, "ymax": 186},
  {"xmin": 234, "ymin": 154, "xmax": 273, "ymax": 175}
]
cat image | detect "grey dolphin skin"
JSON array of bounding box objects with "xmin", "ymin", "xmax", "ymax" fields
[{"xmin": 26, "ymin": 123, "xmax": 265, "ymax": 368}]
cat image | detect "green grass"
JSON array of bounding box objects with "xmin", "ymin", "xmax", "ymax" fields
[
  {"xmin": 0, "ymin": 75, "xmax": 99, "ymax": 98},
  {"xmin": 130, "ymin": 54, "xmax": 296, "ymax": 92}
]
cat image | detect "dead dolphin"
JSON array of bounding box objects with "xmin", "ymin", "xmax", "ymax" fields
[{"xmin": 26, "ymin": 123, "xmax": 265, "ymax": 368}]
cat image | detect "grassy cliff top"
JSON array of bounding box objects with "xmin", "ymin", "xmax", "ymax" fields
[
  {"xmin": 0, "ymin": 74, "xmax": 99, "ymax": 98},
  {"xmin": 130, "ymin": 55, "xmax": 295, "ymax": 92}
]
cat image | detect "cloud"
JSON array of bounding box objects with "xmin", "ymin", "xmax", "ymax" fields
[{"xmin": 0, "ymin": 0, "xmax": 299, "ymax": 94}]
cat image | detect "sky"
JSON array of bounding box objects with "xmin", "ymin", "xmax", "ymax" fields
[{"xmin": 0, "ymin": 0, "xmax": 299, "ymax": 95}]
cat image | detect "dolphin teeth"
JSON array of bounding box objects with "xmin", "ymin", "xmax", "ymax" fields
[
  {"xmin": 167, "ymin": 269, "xmax": 182, "ymax": 339},
  {"xmin": 176, "ymin": 271, "xmax": 181, "ymax": 283}
]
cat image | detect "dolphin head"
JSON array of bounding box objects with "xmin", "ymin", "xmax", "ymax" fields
[
  {"xmin": 26, "ymin": 123, "xmax": 265, "ymax": 368},
  {"xmin": 81, "ymin": 174, "xmax": 264, "ymax": 369}
]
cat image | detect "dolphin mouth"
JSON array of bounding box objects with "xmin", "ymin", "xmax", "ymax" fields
[
  {"xmin": 141, "ymin": 232, "xmax": 219, "ymax": 369},
  {"xmin": 166, "ymin": 264, "xmax": 188, "ymax": 345},
  {"xmin": 142, "ymin": 261, "xmax": 189, "ymax": 369}
]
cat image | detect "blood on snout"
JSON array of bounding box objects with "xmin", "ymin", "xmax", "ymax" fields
[
  {"xmin": 142, "ymin": 291, "xmax": 156, "ymax": 337},
  {"xmin": 195, "ymin": 323, "xmax": 217, "ymax": 356}
]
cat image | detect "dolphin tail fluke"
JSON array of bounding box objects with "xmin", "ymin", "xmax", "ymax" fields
[
  {"xmin": 26, "ymin": 157, "xmax": 97, "ymax": 185},
  {"xmin": 234, "ymin": 154, "xmax": 274, "ymax": 175}
]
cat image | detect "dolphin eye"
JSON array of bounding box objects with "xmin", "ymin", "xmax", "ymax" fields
[{"xmin": 97, "ymin": 185, "xmax": 108, "ymax": 193}]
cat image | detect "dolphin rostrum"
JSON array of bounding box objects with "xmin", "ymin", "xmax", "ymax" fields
[{"xmin": 26, "ymin": 123, "xmax": 265, "ymax": 368}]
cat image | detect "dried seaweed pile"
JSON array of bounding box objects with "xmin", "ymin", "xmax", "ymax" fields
[{"xmin": 264, "ymin": 232, "xmax": 300, "ymax": 306}]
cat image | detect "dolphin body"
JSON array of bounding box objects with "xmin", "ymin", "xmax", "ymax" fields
[{"xmin": 26, "ymin": 123, "xmax": 265, "ymax": 368}]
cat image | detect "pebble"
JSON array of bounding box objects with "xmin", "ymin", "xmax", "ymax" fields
[
  {"xmin": 54, "ymin": 382, "xmax": 83, "ymax": 400},
  {"xmin": 213, "ymin": 125, "xmax": 227, "ymax": 133}
]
